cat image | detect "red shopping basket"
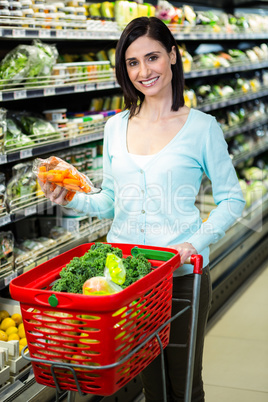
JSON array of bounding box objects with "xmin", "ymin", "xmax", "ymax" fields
[{"xmin": 9, "ymin": 242, "xmax": 181, "ymax": 396}]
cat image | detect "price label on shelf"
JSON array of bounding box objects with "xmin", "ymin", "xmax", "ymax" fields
[
  {"xmin": 70, "ymin": 137, "xmax": 81, "ymax": 146},
  {"xmin": 14, "ymin": 90, "xmax": 27, "ymax": 100},
  {"xmin": 0, "ymin": 154, "xmax": 7, "ymax": 164},
  {"xmin": 39, "ymin": 29, "xmax": 51, "ymax": 38},
  {"xmin": 36, "ymin": 256, "xmax": 48, "ymax": 265},
  {"xmin": 86, "ymin": 83, "xmax": 96, "ymax": 91},
  {"xmin": 97, "ymin": 81, "xmax": 112, "ymax": 90},
  {"xmin": 56, "ymin": 30, "xmax": 66, "ymax": 38},
  {"xmin": 77, "ymin": 30, "xmax": 87, "ymax": 38},
  {"xmin": 0, "ymin": 214, "xmax": 11, "ymax": 226},
  {"xmin": 44, "ymin": 87, "xmax": 56, "ymax": 96},
  {"xmin": 67, "ymin": 30, "xmax": 77, "ymax": 39},
  {"xmin": 24, "ymin": 205, "xmax": 37, "ymax": 217},
  {"xmin": 12, "ymin": 29, "xmax": 26, "ymax": 37},
  {"xmin": 20, "ymin": 148, "xmax": 33, "ymax": 159},
  {"xmin": 49, "ymin": 251, "xmax": 59, "ymax": 260},
  {"xmin": 4, "ymin": 271, "xmax": 17, "ymax": 287},
  {"xmin": 74, "ymin": 84, "xmax": 85, "ymax": 93}
]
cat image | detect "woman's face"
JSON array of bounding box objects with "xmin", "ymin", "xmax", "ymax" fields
[{"xmin": 125, "ymin": 35, "xmax": 176, "ymax": 98}]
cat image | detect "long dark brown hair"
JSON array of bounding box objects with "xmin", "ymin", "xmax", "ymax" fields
[{"xmin": 115, "ymin": 17, "xmax": 185, "ymax": 118}]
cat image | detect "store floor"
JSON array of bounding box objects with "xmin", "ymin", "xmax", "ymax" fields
[
  {"xmin": 203, "ymin": 258, "xmax": 268, "ymax": 402},
  {"xmin": 134, "ymin": 258, "xmax": 268, "ymax": 402}
]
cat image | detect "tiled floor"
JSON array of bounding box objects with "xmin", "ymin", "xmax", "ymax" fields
[
  {"xmin": 203, "ymin": 259, "xmax": 268, "ymax": 402},
  {"xmin": 134, "ymin": 259, "xmax": 268, "ymax": 402}
]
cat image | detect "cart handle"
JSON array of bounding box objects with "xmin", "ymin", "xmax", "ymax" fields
[
  {"xmin": 185, "ymin": 254, "xmax": 203, "ymax": 275},
  {"xmin": 131, "ymin": 247, "xmax": 203, "ymax": 275}
]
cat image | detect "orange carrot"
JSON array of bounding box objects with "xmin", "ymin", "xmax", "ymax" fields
[
  {"xmin": 47, "ymin": 173, "xmax": 65, "ymax": 182},
  {"xmin": 65, "ymin": 191, "xmax": 76, "ymax": 201},
  {"xmin": 39, "ymin": 166, "xmax": 46, "ymax": 172},
  {"xmin": 63, "ymin": 178, "xmax": 81, "ymax": 186}
]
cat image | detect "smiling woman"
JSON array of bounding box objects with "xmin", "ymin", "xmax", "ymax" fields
[{"xmin": 39, "ymin": 16, "xmax": 246, "ymax": 402}]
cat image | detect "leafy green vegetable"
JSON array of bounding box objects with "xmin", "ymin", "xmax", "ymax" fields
[
  {"xmin": 5, "ymin": 118, "xmax": 35, "ymax": 150},
  {"xmin": 0, "ymin": 40, "xmax": 58, "ymax": 89},
  {"xmin": 18, "ymin": 115, "xmax": 59, "ymax": 142},
  {"xmin": 121, "ymin": 254, "xmax": 151, "ymax": 289},
  {"xmin": 52, "ymin": 243, "xmax": 151, "ymax": 294}
]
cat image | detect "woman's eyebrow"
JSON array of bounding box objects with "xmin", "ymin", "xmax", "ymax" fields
[{"xmin": 125, "ymin": 51, "xmax": 161, "ymax": 61}]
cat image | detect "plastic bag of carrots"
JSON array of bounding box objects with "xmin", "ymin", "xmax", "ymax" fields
[{"xmin": 33, "ymin": 156, "xmax": 99, "ymax": 202}]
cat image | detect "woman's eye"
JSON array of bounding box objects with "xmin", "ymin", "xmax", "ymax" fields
[
  {"xmin": 128, "ymin": 61, "xmax": 138, "ymax": 67},
  {"xmin": 149, "ymin": 55, "xmax": 158, "ymax": 61}
]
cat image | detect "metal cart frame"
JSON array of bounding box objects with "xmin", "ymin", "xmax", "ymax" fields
[{"xmin": 21, "ymin": 254, "xmax": 203, "ymax": 402}]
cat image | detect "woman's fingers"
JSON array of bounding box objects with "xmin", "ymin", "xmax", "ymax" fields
[
  {"xmin": 169, "ymin": 242, "xmax": 197, "ymax": 265},
  {"xmin": 38, "ymin": 180, "xmax": 70, "ymax": 206}
]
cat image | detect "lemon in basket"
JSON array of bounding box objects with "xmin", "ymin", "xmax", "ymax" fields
[
  {"xmin": 0, "ymin": 310, "xmax": 10, "ymax": 321},
  {"xmin": 5, "ymin": 326, "xmax": 18, "ymax": 337},
  {"xmin": 8, "ymin": 333, "xmax": 20, "ymax": 341},
  {"xmin": 11, "ymin": 313, "xmax": 23, "ymax": 326},
  {"xmin": 18, "ymin": 323, "xmax": 25, "ymax": 339},
  {"xmin": 0, "ymin": 317, "xmax": 16, "ymax": 331},
  {"xmin": 0, "ymin": 330, "xmax": 8, "ymax": 341}
]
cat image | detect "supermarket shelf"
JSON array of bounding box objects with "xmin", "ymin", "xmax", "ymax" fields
[
  {"xmin": 232, "ymin": 140, "xmax": 268, "ymax": 166},
  {"xmin": 0, "ymin": 25, "xmax": 267, "ymax": 42},
  {"xmin": 197, "ymin": 87, "xmax": 268, "ymax": 112},
  {"xmin": 0, "ymin": 219, "xmax": 112, "ymax": 291},
  {"xmin": 0, "ymin": 130, "xmax": 104, "ymax": 165},
  {"xmin": 223, "ymin": 116, "xmax": 268, "ymax": 139},
  {"xmin": 184, "ymin": 60, "xmax": 268, "ymax": 80},
  {"xmin": 0, "ymin": 81, "xmax": 120, "ymax": 102}
]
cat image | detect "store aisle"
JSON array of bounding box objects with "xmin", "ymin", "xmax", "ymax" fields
[{"xmin": 203, "ymin": 259, "xmax": 268, "ymax": 402}]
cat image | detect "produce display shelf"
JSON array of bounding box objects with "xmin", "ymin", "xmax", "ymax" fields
[
  {"xmin": 223, "ymin": 117, "xmax": 268, "ymax": 139},
  {"xmin": 173, "ymin": 32, "xmax": 268, "ymax": 41},
  {"xmin": 184, "ymin": 60, "xmax": 268, "ymax": 80},
  {"xmin": 0, "ymin": 26, "xmax": 267, "ymax": 42},
  {"xmin": 198, "ymin": 88, "xmax": 268, "ymax": 112},
  {"xmin": 232, "ymin": 141, "xmax": 268, "ymax": 167},
  {"xmin": 0, "ymin": 81, "xmax": 120, "ymax": 103},
  {"xmin": 1, "ymin": 116, "xmax": 267, "ymax": 166},
  {"xmin": 0, "ymin": 131, "xmax": 104, "ymax": 165},
  {"xmin": 0, "ymin": 198, "xmax": 52, "ymax": 229}
]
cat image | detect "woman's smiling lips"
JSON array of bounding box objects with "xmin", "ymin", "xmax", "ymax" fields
[{"xmin": 139, "ymin": 77, "xmax": 159, "ymax": 87}]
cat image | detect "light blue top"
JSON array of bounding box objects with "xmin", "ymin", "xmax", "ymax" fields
[{"xmin": 67, "ymin": 108, "xmax": 245, "ymax": 276}]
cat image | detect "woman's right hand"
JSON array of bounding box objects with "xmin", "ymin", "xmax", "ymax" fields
[{"xmin": 38, "ymin": 179, "xmax": 70, "ymax": 206}]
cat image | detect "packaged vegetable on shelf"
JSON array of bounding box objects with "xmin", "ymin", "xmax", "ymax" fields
[
  {"xmin": 33, "ymin": 156, "xmax": 100, "ymax": 202},
  {"xmin": 0, "ymin": 40, "xmax": 58, "ymax": 90}
]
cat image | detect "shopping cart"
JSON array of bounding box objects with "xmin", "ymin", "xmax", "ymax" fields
[{"xmin": 9, "ymin": 242, "xmax": 203, "ymax": 402}]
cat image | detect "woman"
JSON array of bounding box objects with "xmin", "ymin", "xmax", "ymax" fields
[{"xmin": 41, "ymin": 17, "xmax": 245, "ymax": 401}]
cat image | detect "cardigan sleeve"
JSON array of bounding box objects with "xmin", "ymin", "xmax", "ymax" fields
[
  {"xmin": 186, "ymin": 117, "xmax": 245, "ymax": 253},
  {"xmin": 65, "ymin": 119, "xmax": 115, "ymax": 219}
]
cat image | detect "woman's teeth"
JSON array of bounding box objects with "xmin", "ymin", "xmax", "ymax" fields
[{"xmin": 141, "ymin": 77, "xmax": 158, "ymax": 86}]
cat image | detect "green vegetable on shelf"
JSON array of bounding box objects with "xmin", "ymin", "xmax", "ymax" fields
[{"xmin": 5, "ymin": 118, "xmax": 35, "ymax": 150}]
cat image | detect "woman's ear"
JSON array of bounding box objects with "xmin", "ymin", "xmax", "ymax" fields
[{"xmin": 170, "ymin": 45, "xmax": 177, "ymax": 65}]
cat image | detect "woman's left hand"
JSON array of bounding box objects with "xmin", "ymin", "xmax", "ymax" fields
[{"xmin": 169, "ymin": 242, "xmax": 197, "ymax": 265}]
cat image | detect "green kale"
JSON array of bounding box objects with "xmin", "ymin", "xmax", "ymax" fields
[
  {"xmin": 52, "ymin": 243, "xmax": 123, "ymax": 294},
  {"xmin": 122, "ymin": 254, "xmax": 151, "ymax": 289}
]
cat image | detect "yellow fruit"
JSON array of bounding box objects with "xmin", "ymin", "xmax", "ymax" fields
[
  {"xmin": 19, "ymin": 337, "xmax": 27, "ymax": 347},
  {"xmin": 19, "ymin": 344, "xmax": 28, "ymax": 355},
  {"xmin": 11, "ymin": 313, "xmax": 22, "ymax": 326},
  {"xmin": 5, "ymin": 326, "xmax": 18, "ymax": 337},
  {"xmin": 0, "ymin": 310, "xmax": 10, "ymax": 321},
  {"xmin": 0, "ymin": 317, "xmax": 16, "ymax": 331},
  {"xmin": 8, "ymin": 333, "xmax": 20, "ymax": 341},
  {"xmin": 18, "ymin": 323, "xmax": 25, "ymax": 339},
  {"xmin": 0, "ymin": 330, "xmax": 8, "ymax": 341}
]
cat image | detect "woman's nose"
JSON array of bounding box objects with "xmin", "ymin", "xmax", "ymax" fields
[{"xmin": 139, "ymin": 62, "xmax": 150, "ymax": 77}]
